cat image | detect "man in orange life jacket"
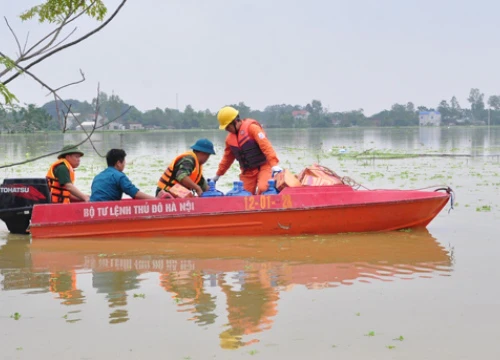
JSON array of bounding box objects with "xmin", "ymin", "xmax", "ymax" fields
[
  {"xmin": 156, "ymin": 138, "xmax": 216, "ymax": 197},
  {"xmin": 46, "ymin": 145, "xmax": 90, "ymax": 203},
  {"xmin": 212, "ymin": 106, "xmax": 282, "ymax": 194}
]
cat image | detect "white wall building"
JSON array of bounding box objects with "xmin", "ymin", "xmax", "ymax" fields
[{"xmin": 419, "ymin": 111, "xmax": 441, "ymax": 126}]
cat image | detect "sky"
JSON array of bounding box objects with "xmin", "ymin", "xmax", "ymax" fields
[{"xmin": 1, "ymin": 0, "xmax": 500, "ymax": 116}]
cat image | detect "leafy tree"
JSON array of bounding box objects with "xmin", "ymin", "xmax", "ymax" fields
[
  {"xmin": 468, "ymin": 88, "xmax": 485, "ymax": 121},
  {"xmin": 91, "ymin": 91, "xmax": 140, "ymax": 126},
  {"xmin": 389, "ymin": 103, "xmax": 417, "ymax": 126},
  {"xmin": 183, "ymin": 105, "xmax": 199, "ymax": 129},
  {"xmin": 142, "ymin": 108, "xmax": 166, "ymax": 128},
  {"xmin": 229, "ymin": 102, "xmax": 251, "ymax": 119},
  {"xmin": 0, "ymin": 104, "xmax": 51, "ymax": 133},
  {"xmin": 447, "ymin": 96, "xmax": 463, "ymax": 122},
  {"xmin": 406, "ymin": 102, "xmax": 415, "ymax": 113},
  {"xmin": 468, "ymin": 88, "xmax": 485, "ymax": 111},
  {"xmin": 342, "ymin": 110, "xmax": 365, "ymax": 127},
  {"xmin": 437, "ymin": 100, "xmax": 451, "ymax": 123},
  {"xmin": 450, "ymin": 96, "xmax": 461, "ymax": 110},
  {"xmin": 164, "ymin": 108, "xmax": 183, "ymax": 129},
  {"xmin": 487, "ymin": 95, "xmax": 500, "ymax": 110},
  {"xmin": 197, "ymin": 109, "xmax": 217, "ymax": 129}
]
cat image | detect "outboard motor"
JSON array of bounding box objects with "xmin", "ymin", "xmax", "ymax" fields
[{"xmin": 0, "ymin": 178, "xmax": 51, "ymax": 234}]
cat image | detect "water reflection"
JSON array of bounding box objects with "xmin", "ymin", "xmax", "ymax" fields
[
  {"xmin": 93, "ymin": 271, "xmax": 141, "ymax": 324},
  {"xmin": 0, "ymin": 230, "xmax": 452, "ymax": 349},
  {"xmin": 49, "ymin": 270, "xmax": 85, "ymax": 306},
  {"xmin": 0, "ymin": 234, "xmax": 50, "ymax": 292}
]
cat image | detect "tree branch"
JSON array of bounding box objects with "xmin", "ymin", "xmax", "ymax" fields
[
  {"xmin": 21, "ymin": 11, "xmax": 74, "ymax": 61},
  {"xmin": 21, "ymin": 1, "xmax": 96, "ymax": 60},
  {"xmin": 47, "ymin": 68, "xmax": 85, "ymax": 94},
  {"xmin": 22, "ymin": 31, "xmax": 30, "ymax": 54},
  {"xmin": 0, "ymin": 55, "xmax": 98, "ymax": 168},
  {"xmin": 3, "ymin": 17, "xmax": 22, "ymax": 57},
  {"xmin": 42, "ymin": 27, "xmax": 78, "ymax": 54},
  {"xmin": 2, "ymin": 0, "xmax": 127, "ymax": 86}
]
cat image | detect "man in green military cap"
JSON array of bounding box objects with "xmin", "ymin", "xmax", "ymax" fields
[{"xmin": 46, "ymin": 145, "xmax": 90, "ymax": 203}]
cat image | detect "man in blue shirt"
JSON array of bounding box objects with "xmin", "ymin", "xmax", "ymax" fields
[{"xmin": 90, "ymin": 149, "xmax": 157, "ymax": 202}]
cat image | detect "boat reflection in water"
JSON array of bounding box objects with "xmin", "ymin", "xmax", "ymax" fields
[{"xmin": 0, "ymin": 230, "xmax": 452, "ymax": 349}]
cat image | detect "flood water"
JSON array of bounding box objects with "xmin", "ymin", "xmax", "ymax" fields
[{"xmin": 1, "ymin": 127, "xmax": 499, "ymax": 359}]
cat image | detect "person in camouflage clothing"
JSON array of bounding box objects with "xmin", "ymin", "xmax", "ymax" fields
[{"xmin": 156, "ymin": 138, "xmax": 216, "ymax": 197}]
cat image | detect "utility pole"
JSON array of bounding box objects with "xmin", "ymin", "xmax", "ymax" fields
[
  {"xmin": 488, "ymin": 108, "xmax": 491, "ymax": 148},
  {"xmin": 176, "ymin": 93, "xmax": 179, "ymax": 111}
]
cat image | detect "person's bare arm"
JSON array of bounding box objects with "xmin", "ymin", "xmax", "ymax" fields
[
  {"xmin": 134, "ymin": 191, "xmax": 156, "ymax": 200},
  {"xmin": 180, "ymin": 177, "xmax": 203, "ymax": 196},
  {"xmin": 64, "ymin": 183, "xmax": 90, "ymax": 202}
]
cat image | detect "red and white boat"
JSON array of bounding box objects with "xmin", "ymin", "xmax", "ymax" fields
[{"xmin": 26, "ymin": 184, "xmax": 453, "ymax": 239}]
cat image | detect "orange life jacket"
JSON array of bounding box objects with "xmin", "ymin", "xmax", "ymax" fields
[
  {"xmin": 157, "ymin": 151, "xmax": 202, "ymax": 191},
  {"xmin": 46, "ymin": 159, "xmax": 75, "ymax": 203},
  {"xmin": 49, "ymin": 271, "xmax": 77, "ymax": 294},
  {"xmin": 226, "ymin": 119, "xmax": 267, "ymax": 170}
]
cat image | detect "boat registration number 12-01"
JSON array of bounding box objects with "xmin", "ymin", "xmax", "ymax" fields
[{"xmin": 243, "ymin": 194, "xmax": 293, "ymax": 210}]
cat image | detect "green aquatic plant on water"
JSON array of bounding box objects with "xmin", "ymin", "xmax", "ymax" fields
[
  {"xmin": 476, "ymin": 205, "xmax": 491, "ymax": 212},
  {"xmin": 400, "ymin": 171, "xmax": 410, "ymax": 179},
  {"xmin": 332, "ymin": 148, "xmax": 419, "ymax": 160},
  {"xmin": 133, "ymin": 293, "xmax": 146, "ymax": 298},
  {"xmin": 365, "ymin": 331, "xmax": 375, "ymax": 337},
  {"xmin": 393, "ymin": 335, "xmax": 404, "ymax": 341},
  {"xmin": 11, "ymin": 312, "xmax": 21, "ymax": 320},
  {"xmin": 429, "ymin": 174, "xmax": 446, "ymax": 180},
  {"xmin": 386, "ymin": 345, "xmax": 396, "ymax": 350}
]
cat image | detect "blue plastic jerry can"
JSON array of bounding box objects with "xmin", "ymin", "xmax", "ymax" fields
[
  {"xmin": 201, "ymin": 179, "xmax": 224, "ymax": 197},
  {"xmin": 262, "ymin": 179, "xmax": 279, "ymax": 195},
  {"xmin": 226, "ymin": 181, "xmax": 252, "ymax": 196}
]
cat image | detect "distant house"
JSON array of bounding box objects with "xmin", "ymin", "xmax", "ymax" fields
[
  {"xmin": 71, "ymin": 114, "xmax": 107, "ymax": 130},
  {"xmin": 108, "ymin": 122, "xmax": 125, "ymax": 130},
  {"xmin": 128, "ymin": 123, "xmax": 144, "ymax": 130},
  {"xmin": 331, "ymin": 118, "xmax": 341, "ymax": 126},
  {"xmin": 86, "ymin": 114, "xmax": 107, "ymax": 126},
  {"xmin": 77, "ymin": 121, "xmax": 97, "ymax": 131},
  {"xmin": 144, "ymin": 125, "xmax": 161, "ymax": 130},
  {"xmin": 292, "ymin": 110, "xmax": 310, "ymax": 120},
  {"xmin": 419, "ymin": 111, "xmax": 441, "ymax": 126},
  {"xmin": 65, "ymin": 112, "xmax": 81, "ymax": 130}
]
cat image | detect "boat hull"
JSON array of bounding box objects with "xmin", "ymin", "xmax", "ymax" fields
[{"xmin": 29, "ymin": 185, "xmax": 450, "ymax": 239}]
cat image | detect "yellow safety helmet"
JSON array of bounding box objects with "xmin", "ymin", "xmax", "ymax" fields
[
  {"xmin": 217, "ymin": 106, "xmax": 239, "ymax": 130},
  {"xmin": 219, "ymin": 330, "xmax": 244, "ymax": 350}
]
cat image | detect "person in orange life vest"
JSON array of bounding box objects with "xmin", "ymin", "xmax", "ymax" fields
[
  {"xmin": 156, "ymin": 138, "xmax": 216, "ymax": 197},
  {"xmin": 212, "ymin": 106, "xmax": 282, "ymax": 194},
  {"xmin": 46, "ymin": 145, "xmax": 89, "ymax": 203}
]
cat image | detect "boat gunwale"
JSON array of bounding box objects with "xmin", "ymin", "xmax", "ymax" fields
[{"xmin": 29, "ymin": 193, "xmax": 450, "ymax": 228}]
